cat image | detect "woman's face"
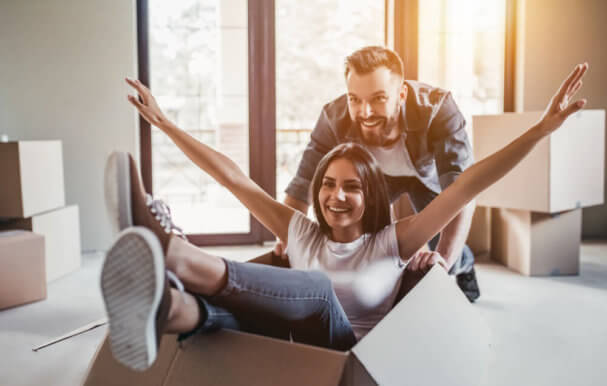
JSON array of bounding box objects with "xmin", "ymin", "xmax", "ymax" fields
[{"xmin": 318, "ymin": 158, "xmax": 365, "ymax": 242}]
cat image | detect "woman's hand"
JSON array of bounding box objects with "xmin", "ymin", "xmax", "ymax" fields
[
  {"xmin": 125, "ymin": 78, "xmax": 174, "ymax": 130},
  {"xmin": 406, "ymin": 250, "xmax": 448, "ymax": 272},
  {"xmin": 536, "ymin": 63, "xmax": 588, "ymax": 136}
]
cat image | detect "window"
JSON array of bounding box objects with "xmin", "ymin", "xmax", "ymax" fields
[
  {"xmin": 139, "ymin": 0, "xmax": 275, "ymax": 245},
  {"xmin": 418, "ymin": 0, "xmax": 507, "ymax": 133},
  {"xmin": 148, "ymin": 0, "xmax": 251, "ymax": 234},
  {"xmin": 275, "ymin": 0, "xmax": 385, "ymax": 204}
]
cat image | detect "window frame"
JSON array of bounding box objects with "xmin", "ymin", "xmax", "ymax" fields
[
  {"xmin": 137, "ymin": 0, "xmax": 515, "ymax": 246},
  {"xmin": 136, "ymin": 0, "xmax": 275, "ymax": 246},
  {"xmin": 392, "ymin": 0, "xmax": 516, "ymax": 110}
]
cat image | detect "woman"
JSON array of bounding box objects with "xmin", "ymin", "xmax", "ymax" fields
[{"xmin": 102, "ymin": 63, "xmax": 588, "ymax": 371}]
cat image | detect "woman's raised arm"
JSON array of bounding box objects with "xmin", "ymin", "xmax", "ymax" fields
[
  {"xmin": 395, "ymin": 63, "xmax": 589, "ymax": 260},
  {"xmin": 125, "ymin": 78, "xmax": 295, "ymax": 243}
]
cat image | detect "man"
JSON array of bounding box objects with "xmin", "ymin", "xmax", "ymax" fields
[{"xmin": 277, "ymin": 46, "xmax": 479, "ymax": 302}]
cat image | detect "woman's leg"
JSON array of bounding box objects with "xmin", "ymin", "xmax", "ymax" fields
[
  {"xmin": 165, "ymin": 236, "xmax": 356, "ymax": 350},
  {"xmin": 164, "ymin": 289, "xmax": 200, "ymax": 333},
  {"xmin": 215, "ymin": 259, "xmax": 356, "ymax": 350},
  {"xmin": 164, "ymin": 288, "xmax": 258, "ymax": 339},
  {"xmin": 165, "ymin": 235, "xmax": 227, "ymax": 295}
]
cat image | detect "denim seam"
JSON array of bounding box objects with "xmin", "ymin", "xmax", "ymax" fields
[
  {"xmin": 221, "ymin": 260, "xmax": 350, "ymax": 328},
  {"xmin": 224, "ymin": 260, "xmax": 331, "ymax": 302},
  {"xmin": 228, "ymin": 288, "xmax": 331, "ymax": 302}
]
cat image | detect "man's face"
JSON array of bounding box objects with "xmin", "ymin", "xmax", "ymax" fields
[{"xmin": 346, "ymin": 67, "xmax": 406, "ymax": 147}]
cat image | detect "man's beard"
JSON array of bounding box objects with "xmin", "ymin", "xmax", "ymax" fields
[{"xmin": 358, "ymin": 105, "xmax": 400, "ymax": 147}]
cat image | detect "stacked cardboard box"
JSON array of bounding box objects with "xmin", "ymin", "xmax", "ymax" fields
[
  {"xmin": 473, "ymin": 110, "xmax": 605, "ymax": 276},
  {"xmin": 0, "ymin": 141, "xmax": 81, "ymax": 283},
  {"xmin": 0, "ymin": 230, "xmax": 46, "ymax": 309},
  {"xmin": 466, "ymin": 206, "xmax": 492, "ymax": 261}
]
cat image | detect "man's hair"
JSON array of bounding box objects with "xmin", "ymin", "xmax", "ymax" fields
[
  {"xmin": 311, "ymin": 143, "xmax": 391, "ymax": 237},
  {"xmin": 344, "ymin": 46, "xmax": 405, "ymax": 79}
]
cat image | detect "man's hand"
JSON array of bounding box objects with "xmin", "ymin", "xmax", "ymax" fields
[{"xmin": 406, "ymin": 250, "xmax": 448, "ymax": 272}]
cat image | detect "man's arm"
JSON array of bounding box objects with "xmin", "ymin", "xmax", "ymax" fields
[
  {"xmin": 435, "ymin": 200, "xmax": 475, "ymax": 270},
  {"xmin": 429, "ymin": 92, "xmax": 475, "ymax": 270},
  {"xmin": 396, "ymin": 59, "xmax": 588, "ymax": 261},
  {"xmin": 284, "ymin": 194, "xmax": 309, "ymax": 214},
  {"xmin": 284, "ymin": 99, "xmax": 342, "ymax": 205}
]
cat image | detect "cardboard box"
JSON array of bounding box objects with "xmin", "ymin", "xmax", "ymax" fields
[
  {"xmin": 0, "ymin": 230, "xmax": 46, "ymax": 309},
  {"xmin": 82, "ymin": 266, "xmax": 490, "ymax": 386},
  {"xmin": 0, "ymin": 205, "xmax": 81, "ymax": 282},
  {"xmin": 491, "ymin": 208, "xmax": 581, "ymax": 276},
  {"xmin": 0, "ymin": 141, "xmax": 66, "ymax": 218},
  {"xmin": 473, "ymin": 110, "xmax": 605, "ymax": 213},
  {"xmin": 467, "ymin": 206, "xmax": 491, "ymax": 260}
]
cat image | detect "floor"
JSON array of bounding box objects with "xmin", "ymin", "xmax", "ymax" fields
[{"xmin": 1, "ymin": 243, "xmax": 606, "ymax": 386}]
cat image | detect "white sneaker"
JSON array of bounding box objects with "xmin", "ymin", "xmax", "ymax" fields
[{"xmin": 100, "ymin": 227, "xmax": 171, "ymax": 371}]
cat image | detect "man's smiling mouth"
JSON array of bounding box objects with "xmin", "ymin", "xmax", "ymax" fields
[{"xmin": 361, "ymin": 118, "xmax": 383, "ymax": 128}]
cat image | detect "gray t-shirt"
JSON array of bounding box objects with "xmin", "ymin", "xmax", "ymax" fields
[{"xmin": 286, "ymin": 211, "xmax": 405, "ymax": 340}]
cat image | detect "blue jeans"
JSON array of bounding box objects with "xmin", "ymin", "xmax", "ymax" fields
[{"xmin": 180, "ymin": 259, "xmax": 357, "ymax": 351}]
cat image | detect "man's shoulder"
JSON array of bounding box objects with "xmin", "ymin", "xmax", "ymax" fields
[
  {"xmin": 403, "ymin": 80, "xmax": 461, "ymax": 129},
  {"xmin": 322, "ymin": 94, "xmax": 349, "ymax": 118},
  {"xmin": 318, "ymin": 94, "xmax": 352, "ymax": 138},
  {"xmin": 404, "ymin": 80, "xmax": 452, "ymax": 109}
]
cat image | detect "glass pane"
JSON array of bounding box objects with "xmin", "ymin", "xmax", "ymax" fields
[
  {"xmin": 149, "ymin": 0, "xmax": 250, "ymax": 234},
  {"xmin": 418, "ymin": 0, "xmax": 506, "ymax": 141},
  {"xmin": 275, "ymin": 0, "xmax": 385, "ymax": 203}
]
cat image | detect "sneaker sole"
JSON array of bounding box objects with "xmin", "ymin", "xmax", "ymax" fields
[
  {"xmin": 101, "ymin": 227, "xmax": 165, "ymax": 371},
  {"xmin": 104, "ymin": 152, "xmax": 133, "ymax": 233}
]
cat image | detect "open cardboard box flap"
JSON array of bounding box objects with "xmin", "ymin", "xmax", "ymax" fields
[
  {"xmin": 83, "ymin": 266, "xmax": 490, "ymax": 386},
  {"xmin": 352, "ymin": 265, "xmax": 490, "ymax": 385}
]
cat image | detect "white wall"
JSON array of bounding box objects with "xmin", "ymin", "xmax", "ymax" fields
[
  {"xmin": 0, "ymin": 0, "xmax": 139, "ymax": 251},
  {"xmin": 517, "ymin": 0, "xmax": 607, "ymax": 238}
]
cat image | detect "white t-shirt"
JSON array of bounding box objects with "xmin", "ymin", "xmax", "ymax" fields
[
  {"xmin": 286, "ymin": 211, "xmax": 405, "ymax": 340},
  {"xmin": 367, "ymin": 136, "xmax": 418, "ymax": 177}
]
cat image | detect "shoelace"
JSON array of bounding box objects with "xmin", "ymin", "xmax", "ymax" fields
[
  {"xmin": 144, "ymin": 195, "xmax": 189, "ymax": 304},
  {"xmin": 145, "ymin": 194, "xmax": 187, "ymax": 239}
]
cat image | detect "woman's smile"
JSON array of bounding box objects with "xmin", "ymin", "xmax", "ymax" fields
[
  {"xmin": 318, "ymin": 158, "xmax": 365, "ymax": 242},
  {"xmin": 327, "ymin": 205, "xmax": 351, "ymax": 213}
]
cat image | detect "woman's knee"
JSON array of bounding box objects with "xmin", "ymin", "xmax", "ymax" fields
[{"xmin": 307, "ymin": 271, "xmax": 334, "ymax": 297}]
